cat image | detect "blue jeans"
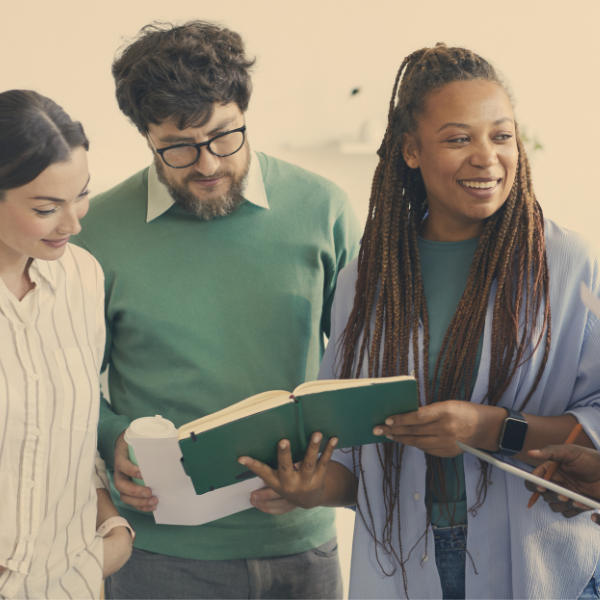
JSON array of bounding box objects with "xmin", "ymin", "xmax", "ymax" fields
[
  {"xmin": 578, "ymin": 558, "xmax": 600, "ymax": 599},
  {"xmin": 433, "ymin": 524, "xmax": 600, "ymax": 600},
  {"xmin": 104, "ymin": 537, "xmax": 342, "ymax": 599},
  {"xmin": 434, "ymin": 524, "xmax": 467, "ymax": 600}
]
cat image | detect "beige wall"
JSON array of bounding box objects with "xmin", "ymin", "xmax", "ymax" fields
[
  {"xmin": 4, "ymin": 1, "xmax": 598, "ymax": 596},
  {"xmin": 2, "ymin": 0, "xmax": 600, "ymax": 236}
]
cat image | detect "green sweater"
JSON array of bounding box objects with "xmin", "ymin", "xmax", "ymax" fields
[{"xmin": 72, "ymin": 152, "xmax": 361, "ymax": 560}]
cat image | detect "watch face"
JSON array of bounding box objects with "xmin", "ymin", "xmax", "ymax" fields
[{"xmin": 502, "ymin": 418, "xmax": 528, "ymax": 451}]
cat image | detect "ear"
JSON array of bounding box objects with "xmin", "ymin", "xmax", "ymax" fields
[
  {"xmin": 143, "ymin": 132, "xmax": 153, "ymax": 151},
  {"xmin": 401, "ymin": 133, "xmax": 420, "ymax": 169}
]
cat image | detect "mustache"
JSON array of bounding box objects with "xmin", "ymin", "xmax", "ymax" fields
[{"xmin": 184, "ymin": 172, "xmax": 232, "ymax": 183}]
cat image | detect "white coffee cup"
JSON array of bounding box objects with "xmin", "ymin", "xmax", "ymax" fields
[{"xmin": 124, "ymin": 415, "xmax": 177, "ymax": 485}]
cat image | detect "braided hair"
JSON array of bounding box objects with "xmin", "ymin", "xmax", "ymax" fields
[{"xmin": 336, "ymin": 44, "xmax": 550, "ymax": 592}]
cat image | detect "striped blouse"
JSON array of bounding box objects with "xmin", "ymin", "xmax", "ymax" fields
[
  {"xmin": 322, "ymin": 220, "xmax": 600, "ymax": 599},
  {"xmin": 0, "ymin": 244, "xmax": 108, "ymax": 600}
]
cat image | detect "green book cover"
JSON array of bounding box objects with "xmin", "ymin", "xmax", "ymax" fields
[{"xmin": 179, "ymin": 376, "xmax": 418, "ymax": 495}]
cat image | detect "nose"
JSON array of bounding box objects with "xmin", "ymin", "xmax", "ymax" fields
[
  {"xmin": 193, "ymin": 146, "xmax": 220, "ymax": 177},
  {"xmin": 470, "ymin": 139, "xmax": 498, "ymax": 169},
  {"xmin": 57, "ymin": 204, "xmax": 82, "ymax": 236}
]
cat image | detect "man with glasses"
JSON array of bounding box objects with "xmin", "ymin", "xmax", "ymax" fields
[{"xmin": 71, "ymin": 20, "xmax": 360, "ymax": 600}]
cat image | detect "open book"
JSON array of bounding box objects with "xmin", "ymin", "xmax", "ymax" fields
[{"xmin": 178, "ymin": 375, "xmax": 418, "ymax": 495}]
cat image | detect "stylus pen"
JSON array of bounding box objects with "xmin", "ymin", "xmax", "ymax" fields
[{"xmin": 527, "ymin": 423, "xmax": 584, "ymax": 509}]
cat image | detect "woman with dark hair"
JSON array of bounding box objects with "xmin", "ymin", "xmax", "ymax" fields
[
  {"xmin": 240, "ymin": 44, "xmax": 600, "ymax": 599},
  {"xmin": 0, "ymin": 90, "xmax": 132, "ymax": 599}
]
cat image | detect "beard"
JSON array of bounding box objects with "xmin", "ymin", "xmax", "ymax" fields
[{"xmin": 154, "ymin": 149, "xmax": 250, "ymax": 221}]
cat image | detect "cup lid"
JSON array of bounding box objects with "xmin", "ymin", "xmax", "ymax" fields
[{"xmin": 125, "ymin": 415, "xmax": 177, "ymax": 440}]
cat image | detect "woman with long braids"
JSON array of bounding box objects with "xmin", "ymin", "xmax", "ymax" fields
[{"xmin": 240, "ymin": 44, "xmax": 600, "ymax": 599}]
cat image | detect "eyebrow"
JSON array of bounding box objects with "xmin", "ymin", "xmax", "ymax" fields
[
  {"xmin": 30, "ymin": 174, "xmax": 91, "ymax": 202},
  {"xmin": 436, "ymin": 117, "xmax": 514, "ymax": 133},
  {"xmin": 158, "ymin": 118, "xmax": 238, "ymax": 144}
]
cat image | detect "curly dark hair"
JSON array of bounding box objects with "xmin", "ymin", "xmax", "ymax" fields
[
  {"xmin": 112, "ymin": 20, "xmax": 256, "ymax": 134},
  {"xmin": 0, "ymin": 89, "xmax": 89, "ymax": 199}
]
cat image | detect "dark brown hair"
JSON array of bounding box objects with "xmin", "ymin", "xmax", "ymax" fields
[
  {"xmin": 0, "ymin": 89, "xmax": 89, "ymax": 199},
  {"xmin": 112, "ymin": 20, "xmax": 256, "ymax": 134},
  {"xmin": 336, "ymin": 44, "xmax": 550, "ymax": 592}
]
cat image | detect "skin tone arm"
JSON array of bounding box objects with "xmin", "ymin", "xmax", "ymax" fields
[
  {"xmin": 238, "ymin": 433, "xmax": 358, "ymax": 509},
  {"xmin": 524, "ymin": 444, "xmax": 600, "ymax": 524},
  {"xmin": 374, "ymin": 402, "xmax": 595, "ymax": 467},
  {"xmin": 113, "ymin": 431, "xmax": 299, "ymax": 514},
  {"xmin": 96, "ymin": 488, "xmax": 133, "ymax": 579}
]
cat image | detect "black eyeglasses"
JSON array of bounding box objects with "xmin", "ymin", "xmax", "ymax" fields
[{"xmin": 148, "ymin": 125, "xmax": 247, "ymax": 169}]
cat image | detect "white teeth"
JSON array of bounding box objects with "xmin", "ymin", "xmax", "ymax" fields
[{"xmin": 461, "ymin": 180, "xmax": 497, "ymax": 189}]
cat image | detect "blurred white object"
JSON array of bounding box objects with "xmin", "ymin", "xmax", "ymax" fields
[{"xmin": 580, "ymin": 282, "xmax": 600, "ymax": 318}]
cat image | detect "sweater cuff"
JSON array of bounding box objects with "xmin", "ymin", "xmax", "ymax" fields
[{"xmin": 98, "ymin": 414, "xmax": 131, "ymax": 470}]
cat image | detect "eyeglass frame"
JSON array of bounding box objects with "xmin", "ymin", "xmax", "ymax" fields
[{"xmin": 147, "ymin": 125, "xmax": 247, "ymax": 169}]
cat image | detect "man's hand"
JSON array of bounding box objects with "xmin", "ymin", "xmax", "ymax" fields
[
  {"xmin": 250, "ymin": 487, "xmax": 297, "ymax": 514},
  {"xmin": 238, "ymin": 432, "xmax": 338, "ymax": 510},
  {"xmin": 373, "ymin": 401, "xmax": 500, "ymax": 458},
  {"xmin": 525, "ymin": 444, "xmax": 600, "ymax": 524},
  {"xmin": 113, "ymin": 432, "xmax": 158, "ymax": 511},
  {"xmin": 102, "ymin": 527, "xmax": 133, "ymax": 579}
]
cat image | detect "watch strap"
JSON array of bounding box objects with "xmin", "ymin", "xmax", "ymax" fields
[{"xmin": 97, "ymin": 516, "xmax": 135, "ymax": 542}]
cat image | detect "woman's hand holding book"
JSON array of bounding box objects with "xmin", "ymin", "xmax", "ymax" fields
[{"xmin": 239, "ymin": 433, "xmax": 356, "ymax": 510}]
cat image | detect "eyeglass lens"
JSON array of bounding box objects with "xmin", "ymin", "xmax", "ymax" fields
[{"xmin": 162, "ymin": 130, "xmax": 245, "ymax": 168}]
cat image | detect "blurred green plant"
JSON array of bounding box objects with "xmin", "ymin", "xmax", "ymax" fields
[{"xmin": 519, "ymin": 126, "xmax": 543, "ymax": 153}]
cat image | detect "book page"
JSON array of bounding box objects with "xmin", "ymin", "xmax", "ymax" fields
[
  {"xmin": 178, "ymin": 390, "xmax": 293, "ymax": 439},
  {"xmin": 293, "ymin": 374, "xmax": 415, "ymax": 397}
]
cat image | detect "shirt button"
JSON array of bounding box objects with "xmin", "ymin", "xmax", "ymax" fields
[
  {"xmin": 17, "ymin": 323, "xmax": 26, "ymax": 330},
  {"xmin": 31, "ymin": 374, "xmax": 39, "ymax": 381},
  {"xmin": 422, "ymin": 554, "xmax": 429, "ymax": 562},
  {"xmin": 414, "ymin": 493, "xmax": 420, "ymax": 501},
  {"xmin": 27, "ymin": 480, "xmax": 35, "ymax": 488},
  {"xmin": 32, "ymin": 428, "xmax": 40, "ymax": 436}
]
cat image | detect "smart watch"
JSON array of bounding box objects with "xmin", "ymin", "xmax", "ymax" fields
[{"xmin": 496, "ymin": 408, "xmax": 528, "ymax": 456}]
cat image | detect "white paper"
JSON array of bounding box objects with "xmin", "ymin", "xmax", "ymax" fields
[
  {"xmin": 129, "ymin": 435, "xmax": 265, "ymax": 526},
  {"xmin": 580, "ymin": 282, "xmax": 600, "ymax": 320}
]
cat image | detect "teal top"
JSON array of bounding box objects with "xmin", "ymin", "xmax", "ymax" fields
[
  {"xmin": 71, "ymin": 152, "xmax": 361, "ymax": 560},
  {"xmin": 417, "ymin": 236, "xmax": 481, "ymax": 527}
]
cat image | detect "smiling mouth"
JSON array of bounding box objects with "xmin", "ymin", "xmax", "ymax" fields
[{"xmin": 459, "ymin": 179, "xmax": 501, "ymax": 189}]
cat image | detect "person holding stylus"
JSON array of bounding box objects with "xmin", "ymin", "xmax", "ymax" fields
[{"xmin": 525, "ymin": 444, "xmax": 600, "ymax": 524}]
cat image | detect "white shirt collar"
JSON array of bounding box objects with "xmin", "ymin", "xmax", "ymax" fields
[
  {"xmin": 30, "ymin": 257, "xmax": 57, "ymax": 289},
  {"xmin": 146, "ymin": 150, "xmax": 269, "ymax": 222}
]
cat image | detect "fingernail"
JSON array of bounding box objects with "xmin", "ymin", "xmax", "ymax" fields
[
  {"xmin": 238, "ymin": 458, "xmax": 249, "ymax": 465},
  {"xmin": 141, "ymin": 491, "xmax": 148, "ymax": 498},
  {"xmin": 136, "ymin": 472, "xmax": 142, "ymax": 479},
  {"xmin": 280, "ymin": 441, "xmax": 288, "ymax": 450},
  {"xmin": 373, "ymin": 428, "xmax": 383, "ymax": 435},
  {"xmin": 536, "ymin": 486, "xmax": 546, "ymax": 492},
  {"xmin": 331, "ymin": 437, "xmax": 338, "ymax": 447},
  {"xmin": 558, "ymin": 495, "xmax": 568, "ymax": 502},
  {"xmin": 529, "ymin": 450, "xmax": 540, "ymax": 455},
  {"xmin": 386, "ymin": 435, "xmax": 394, "ymax": 440},
  {"xmin": 313, "ymin": 433, "xmax": 322, "ymax": 444},
  {"xmin": 385, "ymin": 418, "xmax": 393, "ymax": 426}
]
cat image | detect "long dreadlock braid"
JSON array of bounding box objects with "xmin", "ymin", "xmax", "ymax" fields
[{"xmin": 335, "ymin": 43, "xmax": 551, "ymax": 589}]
